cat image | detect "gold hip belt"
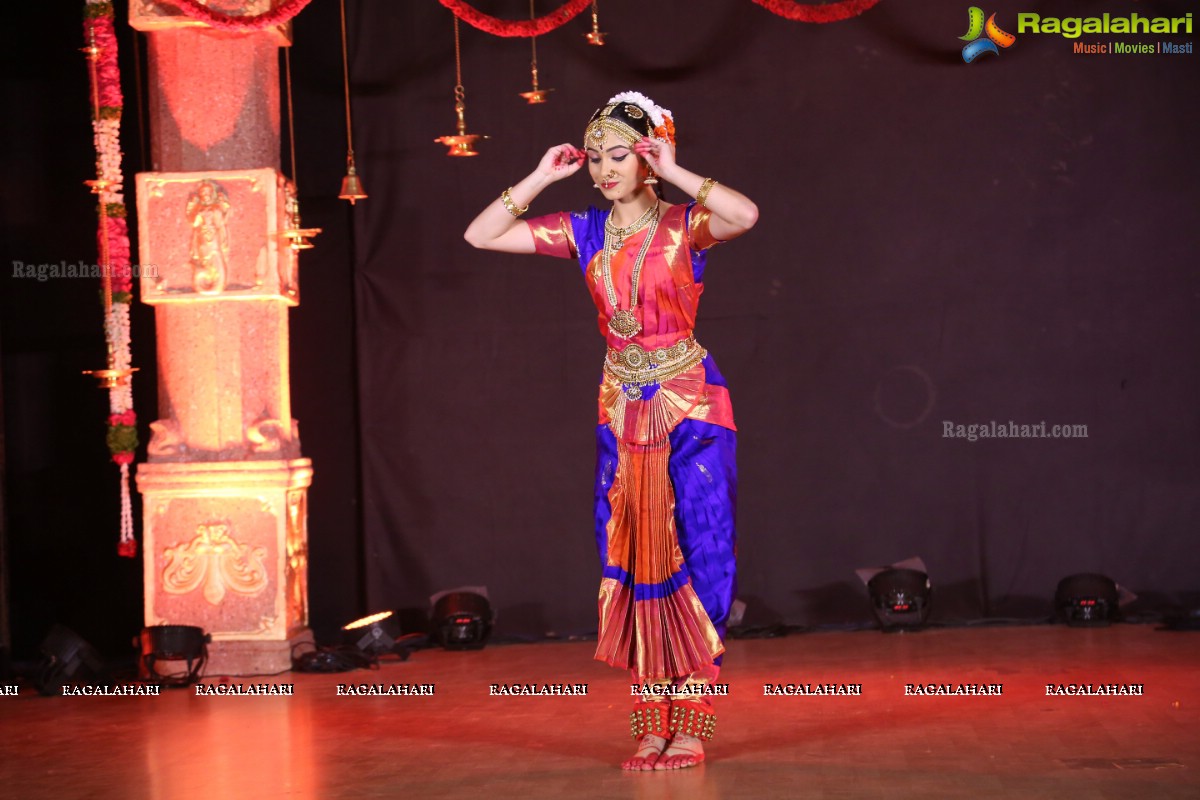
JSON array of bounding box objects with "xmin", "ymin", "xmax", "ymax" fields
[{"xmin": 604, "ymin": 336, "xmax": 707, "ymax": 388}]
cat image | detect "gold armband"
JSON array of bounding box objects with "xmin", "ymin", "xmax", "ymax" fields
[{"xmin": 500, "ymin": 187, "xmax": 529, "ymax": 217}]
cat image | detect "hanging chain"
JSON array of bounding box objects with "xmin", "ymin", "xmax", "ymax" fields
[
  {"xmin": 529, "ymin": 0, "xmax": 538, "ymax": 84},
  {"xmin": 586, "ymin": 0, "xmax": 605, "ymax": 45},
  {"xmin": 284, "ymin": 45, "xmax": 298, "ymax": 185},
  {"xmin": 453, "ymin": 16, "xmax": 464, "ymax": 97},
  {"xmin": 339, "ymin": 0, "xmax": 354, "ymax": 160}
]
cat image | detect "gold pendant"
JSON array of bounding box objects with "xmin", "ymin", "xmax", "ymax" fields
[
  {"xmin": 608, "ymin": 309, "xmax": 642, "ymax": 339},
  {"xmin": 625, "ymin": 385, "xmax": 643, "ymax": 401}
]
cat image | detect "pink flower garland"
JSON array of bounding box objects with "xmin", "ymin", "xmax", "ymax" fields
[
  {"xmin": 750, "ymin": 0, "xmax": 884, "ymax": 24},
  {"xmin": 439, "ymin": 0, "xmax": 881, "ymax": 38},
  {"xmin": 170, "ymin": 0, "xmax": 312, "ymax": 31},
  {"xmin": 85, "ymin": 0, "xmax": 138, "ymax": 557},
  {"xmin": 438, "ymin": 0, "xmax": 592, "ymax": 38},
  {"xmin": 102, "ymin": 209, "xmax": 132, "ymax": 296},
  {"xmin": 90, "ymin": 17, "xmax": 123, "ymax": 108}
]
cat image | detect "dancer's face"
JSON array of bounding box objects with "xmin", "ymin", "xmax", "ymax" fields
[{"xmin": 587, "ymin": 132, "xmax": 648, "ymax": 203}]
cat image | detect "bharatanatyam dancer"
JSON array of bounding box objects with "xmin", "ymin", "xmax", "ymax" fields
[{"xmin": 465, "ymin": 91, "xmax": 757, "ymax": 770}]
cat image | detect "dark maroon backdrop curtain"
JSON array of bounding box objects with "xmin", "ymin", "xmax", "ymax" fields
[{"xmin": 342, "ymin": 0, "xmax": 1200, "ymax": 634}]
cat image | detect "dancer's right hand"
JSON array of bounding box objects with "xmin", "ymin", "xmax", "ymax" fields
[{"xmin": 536, "ymin": 144, "xmax": 585, "ymax": 181}]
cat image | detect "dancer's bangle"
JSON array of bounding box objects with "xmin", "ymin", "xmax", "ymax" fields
[
  {"xmin": 695, "ymin": 178, "xmax": 718, "ymax": 208},
  {"xmin": 500, "ymin": 188, "xmax": 529, "ymax": 217}
]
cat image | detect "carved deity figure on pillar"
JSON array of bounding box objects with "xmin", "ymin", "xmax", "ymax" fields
[{"xmin": 187, "ymin": 179, "xmax": 231, "ymax": 294}]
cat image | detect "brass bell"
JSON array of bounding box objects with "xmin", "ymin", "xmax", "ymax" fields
[{"xmin": 338, "ymin": 160, "xmax": 367, "ymax": 204}]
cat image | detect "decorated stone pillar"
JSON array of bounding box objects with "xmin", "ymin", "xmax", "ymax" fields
[{"xmin": 130, "ymin": 0, "xmax": 314, "ymax": 674}]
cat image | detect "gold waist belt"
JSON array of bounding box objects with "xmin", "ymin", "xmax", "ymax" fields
[{"xmin": 604, "ymin": 336, "xmax": 707, "ymax": 388}]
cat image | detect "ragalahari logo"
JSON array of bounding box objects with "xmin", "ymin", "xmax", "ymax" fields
[{"xmin": 960, "ymin": 7, "xmax": 1016, "ymax": 62}]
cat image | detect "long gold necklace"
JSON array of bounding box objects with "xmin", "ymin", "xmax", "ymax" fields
[{"xmin": 602, "ymin": 202, "xmax": 660, "ymax": 339}]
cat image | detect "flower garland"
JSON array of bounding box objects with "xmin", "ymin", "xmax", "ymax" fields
[
  {"xmin": 750, "ymin": 0, "xmax": 883, "ymax": 24},
  {"xmin": 607, "ymin": 90, "xmax": 676, "ymax": 145},
  {"xmin": 438, "ymin": 0, "xmax": 592, "ymax": 38},
  {"xmin": 84, "ymin": 0, "xmax": 138, "ymax": 558},
  {"xmin": 170, "ymin": 0, "xmax": 312, "ymax": 32},
  {"xmin": 440, "ymin": 0, "xmax": 880, "ymax": 38}
]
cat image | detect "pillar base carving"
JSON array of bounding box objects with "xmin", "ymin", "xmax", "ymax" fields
[{"xmin": 138, "ymin": 459, "xmax": 312, "ymax": 669}]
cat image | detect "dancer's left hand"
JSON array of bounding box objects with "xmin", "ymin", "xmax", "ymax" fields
[{"xmin": 634, "ymin": 136, "xmax": 675, "ymax": 178}]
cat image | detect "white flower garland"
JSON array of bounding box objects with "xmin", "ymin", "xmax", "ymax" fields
[
  {"xmin": 607, "ymin": 90, "xmax": 673, "ymax": 135},
  {"xmin": 105, "ymin": 303, "xmax": 134, "ymax": 412},
  {"xmin": 93, "ymin": 116, "xmax": 124, "ymax": 207}
]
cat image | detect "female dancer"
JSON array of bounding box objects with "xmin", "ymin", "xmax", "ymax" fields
[{"xmin": 465, "ymin": 91, "xmax": 757, "ymax": 770}]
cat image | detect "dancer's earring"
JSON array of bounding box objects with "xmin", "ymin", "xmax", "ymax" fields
[{"xmin": 643, "ymin": 169, "xmax": 658, "ymax": 185}]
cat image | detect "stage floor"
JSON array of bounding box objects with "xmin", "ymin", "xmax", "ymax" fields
[{"xmin": 2, "ymin": 624, "xmax": 1197, "ymax": 799}]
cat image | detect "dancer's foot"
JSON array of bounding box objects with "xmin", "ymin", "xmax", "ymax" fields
[
  {"xmin": 622, "ymin": 733, "xmax": 668, "ymax": 770},
  {"xmin": 654, "ymin": 733, "xmax": 705, "ymax": 770}
]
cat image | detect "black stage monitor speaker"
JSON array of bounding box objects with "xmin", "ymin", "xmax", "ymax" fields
[
  {"xmin": 432, "ymin": 591, "xmax": 493, "ymax": 650},
  {"xmin": 868, "ymin": 568, "xmax": 932, "ymax": 632}
]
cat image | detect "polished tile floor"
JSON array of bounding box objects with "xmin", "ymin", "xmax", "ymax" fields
[{"xmin": 2, "ymin": 624, "xmax": 1196, "ymax": 799}]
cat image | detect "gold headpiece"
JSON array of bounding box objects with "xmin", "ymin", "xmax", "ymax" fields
[
  {"xmin": 584, "ymin": 103, "xmax": 648, "ymax": 149},
  {"xmin": 584, "ymin": 91, "xmax": 677, "ymax": 151}
]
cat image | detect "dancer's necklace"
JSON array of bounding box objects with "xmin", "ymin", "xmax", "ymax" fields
[
  {"xmin": 603, "ymin": 203, "xmax": 657, "ymax": 250},
  {"xmin": 602, "ymin": 202, "xmax": 660, "ymax": 340}
]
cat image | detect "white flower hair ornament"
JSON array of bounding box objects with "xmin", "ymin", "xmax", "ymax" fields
[
  {"xmin": 584, "ymin": 90, "xmax": 677, "ymax": 149},
  {"xmin": 606, "ymin": 91, "xmax": 676, "ymax": 145}
]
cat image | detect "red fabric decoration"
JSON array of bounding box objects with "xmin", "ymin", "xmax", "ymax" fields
[
  {"xmin": 437, "ymin": 0, "xmax": 592, "ymax": 38},
  {"xmin": 171, "ymin": 0, "xmax": 312, "ymax": 32},
  {"xmin": 750, "ymin": 0, "xmax": 883, "ymax": 24}
]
